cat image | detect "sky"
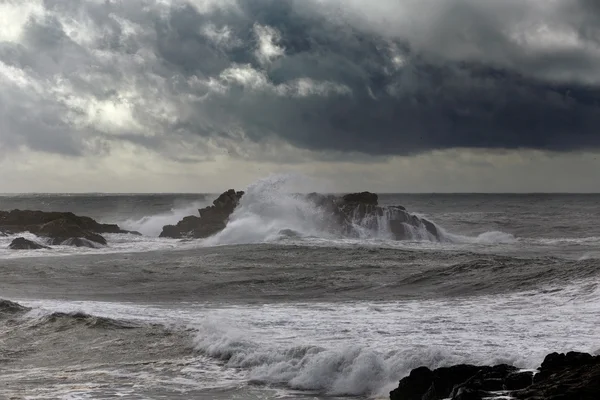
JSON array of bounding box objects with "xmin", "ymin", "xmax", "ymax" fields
[{"xmin": 0, "ymin": 0, "xmax": 599, "ymax": 193}]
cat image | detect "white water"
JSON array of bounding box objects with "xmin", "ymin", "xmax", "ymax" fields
[
  {"xmin": 16, "ymin": 279, "xmax": 600, "ymax": 397},
  {"xmin": 120, "ymin": 200, "xmax": 209, "ymax": 236},
  {"xmin": 2, "ymin": 175, "xmax": 600, "ymax": 260}
]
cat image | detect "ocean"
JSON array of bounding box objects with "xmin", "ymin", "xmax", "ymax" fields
[{"xmin": 1, "ymin": 178, "xmax": 599, "ymax": 399}]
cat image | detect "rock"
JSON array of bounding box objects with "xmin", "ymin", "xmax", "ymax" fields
[
  {"xmin": 0, "ymin": 209, "xmax": 137, "ymax": 246},
  {"xmin": 514, "ymin": 352, "xmax": 600, "ymax": 400},
  {"xmin": 56, "ymin": 237, "xmax": 104, "ymax": 248},
  {"xmin": 160, "ymin": 190, "xmax": 244, "ymax": 239},
  {"xmin": 391, "ymin": 364, "xmax": 517, "ymax": 400},
  {"xmin": 390, "ymin": 352, "xmax": 600, "ymax": 400},
  {"xmin": 342, "ymin": 192, "xmax": 379, "ymax": 205},
  {"xmin": 390, "ymin": 366, "xmax": 434, "ymax": 400},
  {"xmin": 8, "ymin": 237, "xmax": 49, "ymax": 250},
  {"xmin": 159, "ymin": 189, "xmax": 442, "ymax": 241},
  {"xmin": 505, "ymin": 371, "xmax": 533, "ymax": 390},
  {"xmin": 36, "ymin": 219, "xmax": 107, "ymax": 246}
]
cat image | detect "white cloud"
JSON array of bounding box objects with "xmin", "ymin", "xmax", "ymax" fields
[
  {"xmin": 253, "ymin": 24, "xmax": 285, "ymax": 65},
  {"xmin": 0, "ymin": 0, "xmax": 45, "ymax": 43}
]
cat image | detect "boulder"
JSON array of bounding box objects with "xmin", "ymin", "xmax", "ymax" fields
[{"xmin": 8, "ymin": 237, "xmax": 49, "ymax": 250}]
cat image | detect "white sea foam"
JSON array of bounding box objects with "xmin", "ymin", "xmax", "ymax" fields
[
  {"xmin": 13, "ymin": 280, "xmax": 600, "ymax": 397},
  {"xmin": 120, "ymin": 200, "xmax": 209, "ymax": 237}
]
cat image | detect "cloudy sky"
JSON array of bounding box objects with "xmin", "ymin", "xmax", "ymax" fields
[{"xmin": 1, "ymin": 0, "xmax": 599, "ymax": 193}]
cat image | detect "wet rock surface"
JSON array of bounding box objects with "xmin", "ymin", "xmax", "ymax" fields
[
  {"xmin": 8, "ymin": 237, "xmax": 50, "ymax": 250},
  {"xmin": 390, "ymin": 351, "xmax": 598, "ymax": 400}
]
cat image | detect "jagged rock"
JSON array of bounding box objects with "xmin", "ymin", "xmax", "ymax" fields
[
  {"xmin": 8, "ymin": 237, "xmax": 49, "ymax": 250},
  {"xmin": 515, "ymin": 352, "xmax": 600, "ymax": 400},
  {"xmin": 160, "ymin": 190, "xmax": 244, "ymax": 239},
  {"xmin": 160, "ymin": 189, "xmax": 442, "ymax": 241},
  {"xmin": 390, "ymin": 352, "xmax": 600, "ymax": 400},
  {"xmin": 390, "ymin": 364, "xmax": 517, "ymax": 400}
]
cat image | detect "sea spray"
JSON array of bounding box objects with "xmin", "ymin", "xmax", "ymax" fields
[
  {"xmin": 120, "ymin": 200, "xmax": 208, "ymax": 236},
  {"xmin": 203, "ymin": 174, "xmax": 336, "ymax": 245}
]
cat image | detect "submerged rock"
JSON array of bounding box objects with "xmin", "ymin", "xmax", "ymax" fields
[
  {"xmin": 389, "ymin": 351, "xmax": 600, "ymax": 400},
  {"xmin": 8, "ymin": 237, "xmax": 50, "ymax": 250}
]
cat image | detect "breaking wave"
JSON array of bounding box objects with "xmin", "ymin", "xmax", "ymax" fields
[
  {"xmin": 203, "ymin": 175, "xmax": 443, "ymax": 246},
  {"xmin": 192, "ymin": 322, "xmax": 532, "ymax": 397}
]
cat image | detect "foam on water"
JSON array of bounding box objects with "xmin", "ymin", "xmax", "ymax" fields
[
  {"xmin": 119, "ymin": 200, "xmax": 209, "ymax": 236},
  {"xmin": 14, "ymin": 278, "xmax": 600, "ymax": 397}
]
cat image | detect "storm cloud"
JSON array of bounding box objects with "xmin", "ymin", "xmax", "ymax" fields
[{"xmin": 1, "ymin": 0, "xmax": 600, "ymax": 162}]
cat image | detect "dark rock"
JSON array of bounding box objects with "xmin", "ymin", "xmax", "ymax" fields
[
  {"xmin": 505, "ymin": 371, "xmax": 533, "ymax": 390},
  {"xmin": 515, "ymin": 352, "xmax": 600, "ymax": 400},
  {"xmin": 390, "ymin": 366, "xmax": 434, "ymax": 400},
  {"xmin": 56, "ymin": 237, "xmax": 104, "ymax": 248},
  {"xmin": 391, "ymin": 364, "xmax": 517, "ymax": 400},
  {"xmin": 8, "ymin": 237, "xmax": 49, "ymax": 250},
  {"xmin": 451, "ymin": 387, "xmax": 486, "ymax": 400},
  {"xmin": 160, "ymin": 189, "xmax": 442, "ymax": 241},
  {"xmin": 160, "ymin": 190, "xmax": 243, "ymax": 239},
  {"xmin": 342, "ymin": 192, "xmax": 379, "ymax": 205},
  {"xmin": 0, "ymin": 209, "xmax": 136, "ymax": 246},
  {"xmin": 37, "ymin": 219, "xmax": 107, "ymax": 246},
  {"xmin": 390, "ymin": 352, "xmax": 600, "ymax": 400}
]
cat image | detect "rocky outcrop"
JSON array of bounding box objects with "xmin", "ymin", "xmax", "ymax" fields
[
  {"xmin": 159, "ymin": 189, "xmax": 441, "ymax": 240},
  {"xmin": 515, "ymin": 352, "xmax": 600, "ymax": 400},
  {"xmin": 160, "ymin": 189, "xmax": 244, "ymax": 238},
  {"xmin": 0, "ymin": 210, "xmax": 139, "ymax": 247},
  {"xmin": 8, "ymin": 237, "xmax": 50, "ymax": 250},
  {"xmin": 389, "ymin": 351, "xmax": 599, "ymax": 400},
  {"xmin": 308, "ymin": 192, "xmax": 440, "ymax": 240}
]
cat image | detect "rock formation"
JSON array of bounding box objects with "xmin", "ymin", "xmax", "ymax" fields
[
  {"xmin": 160, "ymin": 189, "xmax": 441, "ymax": 240},
  {"xmin": 160, "ymin": 189, "xmax": 244, "ymax": 239},
  {"xmin": 389, "ymin": 351, "xmax": 600, "ymax": 400},
  {"xmin": 8, "ymin": 237, "xmax": 50, "ymax": 250},
  {"xmin": 0, "ymin": 210, "xmax": 139, "ymax": 247}
]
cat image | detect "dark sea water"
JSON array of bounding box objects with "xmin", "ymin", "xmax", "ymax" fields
[{"xmin": 0, "ymin": 177, "xmax": 599, "ymax": 399}]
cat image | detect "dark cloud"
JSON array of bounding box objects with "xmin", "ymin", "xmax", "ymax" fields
[{"xmin": 1, "ymin": 0, "xmax": 599, "ymax": 160}]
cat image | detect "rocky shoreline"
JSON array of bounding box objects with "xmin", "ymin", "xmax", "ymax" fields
[{"xmin": 390, "ymin": 351, "xmax": 600, "ymax": 400}]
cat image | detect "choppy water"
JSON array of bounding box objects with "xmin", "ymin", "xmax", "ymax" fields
[{"xmin": 1, "ymin": 177, "xmax": 599, "ymax": 399}]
